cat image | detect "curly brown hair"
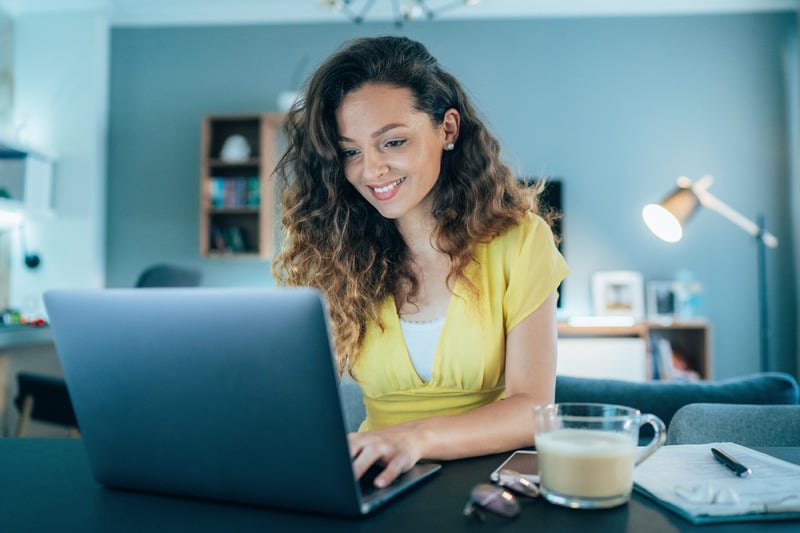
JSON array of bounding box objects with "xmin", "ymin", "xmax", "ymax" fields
[{"xmin": 272, "ymin": 36, "xmax": 548, "ymax": 374}]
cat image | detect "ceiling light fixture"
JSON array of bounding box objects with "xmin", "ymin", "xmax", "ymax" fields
[{"xmin": 321, "ymin": 0, "xmax": 482, "ymax": 28}]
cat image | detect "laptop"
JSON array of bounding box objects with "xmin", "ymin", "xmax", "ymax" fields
[{"xmin": 43, "ymin": 287, "xmax": 441, "ymax": 516}]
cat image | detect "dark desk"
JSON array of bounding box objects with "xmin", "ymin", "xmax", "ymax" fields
[{"xmin": 1, "ymin": 439, "xmax": 798, "ymax": 532}]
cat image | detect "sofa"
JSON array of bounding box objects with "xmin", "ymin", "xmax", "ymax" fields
[{"xmin": 339, "ymin": 372, "xmax": 800, "ymax": 436}]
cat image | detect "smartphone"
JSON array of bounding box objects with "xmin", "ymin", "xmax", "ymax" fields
[{"xmin": 490, "ymin": 450, "xmax": 539, "ymax": 483}]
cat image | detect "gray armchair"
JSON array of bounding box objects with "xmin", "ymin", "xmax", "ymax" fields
[{"xmin": 666, "ymin": 403, "xmax": 800, "ymax": 446}]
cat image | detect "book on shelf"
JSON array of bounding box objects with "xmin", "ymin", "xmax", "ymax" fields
[
  {"xmin": 650, "ymin": 335, "xmax": 700, "ymax": 381},
  {"xmin": 210, "ymin": 225, "xmax": 248, "ymax": 253},
  {"xmin": 210, "ymin": 177, "xmax": 225, "ymax": 208},
  {"xmin": 246, "ymin": 176, "xmax": 260, "ymax": 207},
  {"xmin": 209, "ymin": 176, "xmax": 259, "ymax": 209}
]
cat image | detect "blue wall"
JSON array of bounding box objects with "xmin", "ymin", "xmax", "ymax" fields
[{"xmin": 107, "ymin": 14, "xmax": 797, "ymax": 379}]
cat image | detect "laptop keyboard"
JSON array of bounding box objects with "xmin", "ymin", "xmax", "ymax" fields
[{"xmin": 359, "ymin": 463, "xmax": 389, "ymax": 496}]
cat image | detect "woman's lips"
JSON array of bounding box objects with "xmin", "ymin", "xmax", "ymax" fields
[{"xmin": 369, "ymin": 177, "xmax": 406, "ymax": 200}]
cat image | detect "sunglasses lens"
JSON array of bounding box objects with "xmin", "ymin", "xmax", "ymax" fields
[
  {"xmin": 497, "ymin": 469, "xmax": 540, "ymax": 498},
  {"xmin": 468, "ymin": 483, "xmax": 520, "ymax": 518}
]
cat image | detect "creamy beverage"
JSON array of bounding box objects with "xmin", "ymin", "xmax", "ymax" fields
[
  {"xmin": 536, "ymin": 428, "xmax": 636, "ymax": 498},
  {"xmin": 533, "ymin": 403, "xmax": 666, "ymax": 509}
]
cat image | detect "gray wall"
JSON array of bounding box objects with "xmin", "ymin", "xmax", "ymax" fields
[{"xmin": 107, "ymin": 14, "xmax": 797, "ymax": 379}]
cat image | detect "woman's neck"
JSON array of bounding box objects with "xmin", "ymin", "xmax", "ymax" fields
[
  {"xmin": 396, "ymin": 205, "xmax": 438, "ymax": 258},
  {"xmin": 395, "ymin": 211, "xmax": 454, "ymax": 321}
]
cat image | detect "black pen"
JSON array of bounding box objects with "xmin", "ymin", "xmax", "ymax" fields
[{"xmin": 711, "ymin": 447, "xmax": 752, "ymax": 477}]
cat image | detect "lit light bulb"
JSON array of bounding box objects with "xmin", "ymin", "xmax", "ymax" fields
[{"xmin": 642, "ymin": 203, "xmax": 683, "ymax": 243}]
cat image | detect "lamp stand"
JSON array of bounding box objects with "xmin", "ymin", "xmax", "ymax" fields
[{"xmin": 757, "ymin": 214, "xmax": 770, "ymax": 372}]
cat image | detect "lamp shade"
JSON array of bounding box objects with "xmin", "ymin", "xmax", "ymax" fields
[{"xmin": 642, "ymin": 186, "xmax": 699, "ymax": 243}]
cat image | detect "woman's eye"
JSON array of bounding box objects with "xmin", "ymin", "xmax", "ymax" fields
[
  {"xmin": 341, "ymin": 148, "xmax": 359, "ymax": 158},
  {"xmin": 385, "ymin": 139, "xmax": 406, "ymax": 148}
]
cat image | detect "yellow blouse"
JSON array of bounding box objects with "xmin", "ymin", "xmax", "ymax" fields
[{"xmin": 351, "ymin": 213, "xmax": 569, "ymax": 431}]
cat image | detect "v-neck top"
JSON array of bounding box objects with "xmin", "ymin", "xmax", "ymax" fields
[{"xmin": 351, "ymin": 213, "xmax": 569, "ymax": 431}]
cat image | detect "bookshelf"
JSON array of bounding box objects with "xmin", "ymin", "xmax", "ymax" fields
[
  {"xmin": 557, "ymin": 320, "xmax": 711, "ymax": 381},
  {"xmin": 199, "ymin": 113, "xmax": 284, "ymax": 257}
]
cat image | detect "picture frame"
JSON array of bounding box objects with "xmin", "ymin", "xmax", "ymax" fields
[
  {"xmin": 647, "ymin": 280, "xmax": 678, "ymax": 320},
  {"xmin": 591, "ymin": 270, "xmax": 645, "ymax": 320}
]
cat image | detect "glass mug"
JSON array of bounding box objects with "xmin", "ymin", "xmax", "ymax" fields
[{"xmin": 533, "ymin": 403, "xmax": 666, "ymax": 509}]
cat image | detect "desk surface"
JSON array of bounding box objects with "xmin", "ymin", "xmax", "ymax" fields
[{"xmin": 1, "ymin": 439, "xmax": 798, "ymax": 533}]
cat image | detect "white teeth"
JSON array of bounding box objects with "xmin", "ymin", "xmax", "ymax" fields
[{"xmin": 372, "ymin": 177, "xmax": 405, "ymax": 194}]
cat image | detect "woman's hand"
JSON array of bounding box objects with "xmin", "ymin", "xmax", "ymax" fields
[{"xmin": 348, "ymin": 426, "xmax": 425, "ymax": 488}]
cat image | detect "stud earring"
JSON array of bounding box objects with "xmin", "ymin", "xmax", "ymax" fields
[{"xmin": 445, "ymin": 143, "xmax": 455, "ymax": 151}]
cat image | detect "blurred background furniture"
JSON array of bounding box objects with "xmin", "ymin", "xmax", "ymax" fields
[
  {"xmin": 339, "ymin": 372, "xmax": 800, "ymax": 437},
  {"xmin": 8, "ymin": 263, "xmax": 202, "ymax": 437},
  {"xmin": 134, "ymin": 263, "xmax": 203, "ymax": 288},
  {"xmin": 666, "ymin": 403, "xmax": 800, "ymax": 446},
  {"xmin": 14, "ymin": 371, "xmax": 78, "ymax": 437},
  {"xmin": 554, "ymin": 372, "xmax": 799, "ymax": 431},
  {"xmin": 340, "ymin": 378, "xmax": 367, "ymax": 433}
]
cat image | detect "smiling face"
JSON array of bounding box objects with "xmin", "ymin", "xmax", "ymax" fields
[{"xmin": 335, "ymin": 83, "xmax": 459, "ymax": 225}]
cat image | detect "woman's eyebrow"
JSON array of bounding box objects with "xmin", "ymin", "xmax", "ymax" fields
[{"xmin": 338, "ymin": 123, "xmax": 407, "ymax": 143}]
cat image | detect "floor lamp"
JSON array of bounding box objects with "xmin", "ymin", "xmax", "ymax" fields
[{"xmin": 642, "ymin": 175, "xmax": 778, "ymax": 372}]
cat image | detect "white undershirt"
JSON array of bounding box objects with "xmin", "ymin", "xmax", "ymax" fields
[{"xmin": 399, "ymin": 316, "xmax": 445, "ymax": 382}]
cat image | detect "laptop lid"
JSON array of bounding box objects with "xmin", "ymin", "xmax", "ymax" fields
[{"xmin": 43, "ymin": 287, "xmax": 440, "ymax": 516}]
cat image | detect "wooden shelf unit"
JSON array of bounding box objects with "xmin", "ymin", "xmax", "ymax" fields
[
  {"xmin": 557, "ymin": 320, "xmax": 711, "ymax": 380},
  {"xmin": 199, "ymin": 113, "xmax": 284, "ymax": 258}
]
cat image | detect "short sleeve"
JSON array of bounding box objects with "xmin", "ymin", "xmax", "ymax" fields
[{"xmin": 503, "ymin": 214, "xmax": 569, "ymax": 332}]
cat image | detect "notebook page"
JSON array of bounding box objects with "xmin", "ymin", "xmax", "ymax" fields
[{"xmin": 633, "ymin": 442, "xmax": 800, "ymax": 521}]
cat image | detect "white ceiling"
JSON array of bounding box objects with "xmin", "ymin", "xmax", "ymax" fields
[{"xmin": 0, "ymin": 0, "xmax": 797, "ymax": 27}]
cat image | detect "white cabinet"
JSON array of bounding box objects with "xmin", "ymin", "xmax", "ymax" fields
[
  {"xmin": 557, "ymin": 337, "xmax": 648, "ymax": 382},
  {"xmin": 556, "ymin": 321, "xmax": 711, "ymax": 382}
]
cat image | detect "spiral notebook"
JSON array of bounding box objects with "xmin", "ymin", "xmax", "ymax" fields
[{"xmin": 633, "ymin": 442, "xmax": 800, "ymax": 524}]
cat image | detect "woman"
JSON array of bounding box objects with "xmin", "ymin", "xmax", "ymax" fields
[{"xmin": 273, "ymin": 36, "xmax": 568, "ymax": 488}]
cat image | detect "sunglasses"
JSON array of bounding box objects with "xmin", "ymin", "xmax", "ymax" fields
[{"xmin": 463, "ymin": 469, "xmax": 541, "ymax": 521}]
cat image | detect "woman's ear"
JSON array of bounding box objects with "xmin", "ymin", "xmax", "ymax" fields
[{"xmin": 442, "ymin": 108, "xmax": 460, "ymax": 147}]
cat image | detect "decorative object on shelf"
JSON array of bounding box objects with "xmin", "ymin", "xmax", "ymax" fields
[
  {"xmin": 220, "ymin": 134, "xmax": 251, "ymax": 162},
  {"xmin": 646, "ymin": 281, "xmax": 676, "ymax": 321},
  {"xmin": 591, "ymin": 270, "xmax": 645, "ymax": 321},
  {"xmin": 672, "ymin": 269, "xmax": 703, "ymax": 319},
  {"xmin": 321, "ymin": 0, "xmax": 482, "ymax": 28},
  {"xmin": 642, "ymin": 175, "xmax": 778, "ymax": 372}
]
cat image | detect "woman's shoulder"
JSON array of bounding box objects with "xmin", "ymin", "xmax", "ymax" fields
[{"xmin": 488, "ymin": 211, "xmax": 552, "ymax": 249}]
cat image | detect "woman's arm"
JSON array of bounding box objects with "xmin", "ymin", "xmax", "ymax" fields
[{"xmin": 348, "ymin": 291, "xmax": 558, "ymax": 488}]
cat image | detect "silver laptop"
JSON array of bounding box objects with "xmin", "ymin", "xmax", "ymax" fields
[{"xmin": 43, "ymin": 287, "xmax": 441, "ymax": 516}]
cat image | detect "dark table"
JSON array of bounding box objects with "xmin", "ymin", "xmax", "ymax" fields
[{"xmin": 1, "ymin": 439, "xmax": 798, "ymax": 532}]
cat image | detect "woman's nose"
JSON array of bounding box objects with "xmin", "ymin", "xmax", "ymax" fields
[{"xmin": 363, "ymin": 150, "xmax": 389, "ymax": 181}]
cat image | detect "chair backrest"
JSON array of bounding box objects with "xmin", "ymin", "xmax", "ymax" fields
[
  {"xmin": 339, "ymin": 378, "xmax": 367, "ymax": 433},
  {"xmin": 135, "ymin": 264, "xmax": 202, "ymax": 288},
  {"xmin": 14, "ymin": 372, "xmax": 79, "ymax": 430},
  {"xmin": 667, "ymin": 403, "xmax": 800, "ymax": 446}
]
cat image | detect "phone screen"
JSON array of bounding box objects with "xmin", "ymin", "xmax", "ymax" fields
[{"xmin": 490, "ymin": 450, "xmax": 539, "ymax": 482}]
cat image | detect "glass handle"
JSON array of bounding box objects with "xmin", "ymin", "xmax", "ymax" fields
[{"xmin": 635, "ymin": 413, "xmax": 667, "ymax": 465}]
